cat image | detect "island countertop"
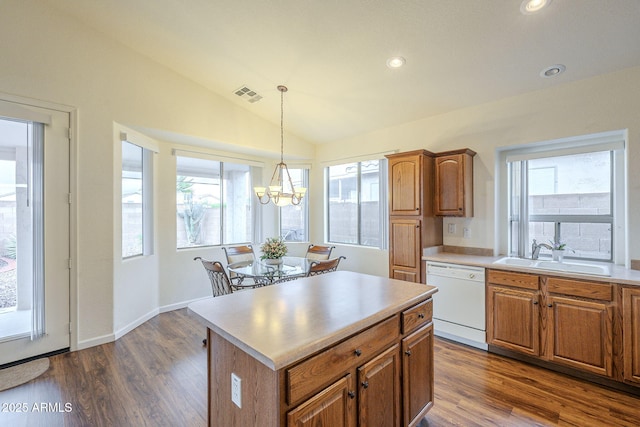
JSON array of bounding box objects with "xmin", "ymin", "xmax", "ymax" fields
[{"xmin": 188, "ymin": 270, "xmax": 437, "ymax": 370}]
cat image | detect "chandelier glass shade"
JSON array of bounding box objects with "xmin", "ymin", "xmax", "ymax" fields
[{"xmin": 254, "ymin": 85, "xmax": 307, "ymax": 206}]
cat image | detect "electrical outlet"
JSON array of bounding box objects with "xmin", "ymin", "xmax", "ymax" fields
[
  {"xmin": 448, "ymin": 223, "xmax": 456, "ymax": 234},
  {"xmin": 463, "ymin": 227, "xmax": 470, "ymax": 239},
  {"xmin": 231, "ymin": 373, "xmax": 242, "ymax": 408}
]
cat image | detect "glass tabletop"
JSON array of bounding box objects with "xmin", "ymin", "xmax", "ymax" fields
[{"xmin": 227, "ymin": 256, "xmax": 312, "ymax": 284}]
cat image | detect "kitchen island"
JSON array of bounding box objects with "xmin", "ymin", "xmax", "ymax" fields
[{"xmin": 188, "ymin": 270, "xmax": 438, "ymax": 427}]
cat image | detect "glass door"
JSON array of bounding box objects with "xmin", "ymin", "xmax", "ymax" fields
[{"xmin": 0, "ymin": 100, "xmax": 70, "ymax": 365}]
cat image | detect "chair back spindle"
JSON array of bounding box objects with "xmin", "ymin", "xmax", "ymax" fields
[{"xmin": 194, "ymin": 257, "xmax": 234, "ymax": 297}]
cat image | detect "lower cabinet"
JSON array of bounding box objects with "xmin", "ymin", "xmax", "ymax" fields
[
  {"xmin": 358, "ymin": 345, "xmax": 401, "ymax": 426},
  {"xmin": 287, "ymin": 374, "xmax": 356, "ymax": 427},
  {"xmin": 546, "ymin": 292, "xmax": 613, "ymax": 376},
  {"xmin": 487, "ymin": 284, "xmax": 540, "ymax": 356},
  {"xmin": 623, "ymin": 287, "xmax": 640, "ymax": 384},
  {"xmin": 285, "ymin": 298, "xmax": 434, "ymax": 427},
  {"xmin": 402, "ymin": 323, "xmax": 434, "ymax": 427},
  {"xmin": 487, "ymin": 270, "xmax": 614, "ymax": 378}
]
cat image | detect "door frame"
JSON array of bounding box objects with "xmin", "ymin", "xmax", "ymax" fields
[{"xmin": 0, "ymin": 92, "xmax": 78, "ymax": 353}]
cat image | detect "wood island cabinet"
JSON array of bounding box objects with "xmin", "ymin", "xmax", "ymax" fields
[
  {"xmin": 386, "ymin": 150, "xmax": 442, "ymax": 283},
  {"xmin": 623, "ymin": 287, "xmax": 640, "ymax": 384},
  {"xmin": 434, "ymin": 149, "xmax": 475, "ymax": 217},
  {"xmin": 402, "ymin": 324, "xmax": 434, "ymax": 427},
  {"xmin": 287, "ymin": 374, "xmax": 355, "ymax": 427},
  {"xmin": 288, "ymin": 300, "xmax": 434, "ymax": 427},
  {"xmin": 357, "ymin": 345, "xmax": 401, "ymax": 426},
  {"xmin": 487, "ymin": 269, "xmax": 614, "ymax": 378},
  {"xmin": 188, "ymin": 272, "xmax": 438, "ymax": 427}
]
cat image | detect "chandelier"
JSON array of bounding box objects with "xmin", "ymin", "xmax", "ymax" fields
[{"xmin": 254, "ymin": 85, "xmax": 307, "ymax": 207}]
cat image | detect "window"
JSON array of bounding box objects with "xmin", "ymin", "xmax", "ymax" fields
[
  {"xmin": 122, "ymin": 141, "xmax": 153, "ymax": 258},
  {"xmin": 176, "ymin": 156, "xmax": 253, "ymax": 248},
  {"xmin": 280, "ymin": 168, "xmax": 309, "ymax": 242},
  {"xmin": 503, "ymin": 132, "xmax": 625, "ymax": 263},
  {"xmin": 327, "ymin": 159, "xmax": 387, "ymax": 248}
]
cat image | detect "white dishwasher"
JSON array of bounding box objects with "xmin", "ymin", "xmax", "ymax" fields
[{"xmin": 426, "ymin": 261, "xmax": 487, "ymax": 350}]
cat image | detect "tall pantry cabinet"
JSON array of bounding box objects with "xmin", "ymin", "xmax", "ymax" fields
[{"xmin": 386, "ymin": 150, "xmax": 443, "ymax": 283}]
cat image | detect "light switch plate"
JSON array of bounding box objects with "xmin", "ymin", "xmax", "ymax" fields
[{"xmin": 448, "ymin": 223, "xmax": 456, "ymax": 234}]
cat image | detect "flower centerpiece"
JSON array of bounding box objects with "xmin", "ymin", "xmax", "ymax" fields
[{"xmin": 260, "ymin": 237, "xmax": 288, "ymax": 265}]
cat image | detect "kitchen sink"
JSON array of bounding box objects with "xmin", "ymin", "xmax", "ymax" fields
[
  {"xmin": 535, "ymin": 261, "xmax": 611, "ymax": 276},
  {"xmin": 493, "ymin": 257, "xmax": 611, "ymax": 277},
  {"xmin": 493, "ymin": 257, "xmax": 538, "ymax": 267}
]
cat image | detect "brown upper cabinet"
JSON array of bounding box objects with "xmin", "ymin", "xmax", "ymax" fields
[
  {"xmin": 434, "ymin": 149, "xmax": 476, "ymax": 217},
  {"xmin": 387, "ymin": 150, "xmax": 434, "ymax": 216}
]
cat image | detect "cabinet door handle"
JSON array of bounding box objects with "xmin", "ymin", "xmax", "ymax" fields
[
  {"xmin": 547, "ymin": 303, "xmax": 553, "ymax": 308},
  {"xmin": 533, "ymin": 301, "xmax": 539, "ymax": 305},
  {"xmin": 361, "ymin": 381, "xmax": 369, "ymax": 389},
  {"xmin": 354, "ymin": 349, "xmax": 362, "ymax": 357},
  {"xmin": 405, "ymin": 350, "xmax": 412, "ymax": 356},
  {"xmin": 348, "ymin": 391, "xmax": 355, "ymax": 399}
]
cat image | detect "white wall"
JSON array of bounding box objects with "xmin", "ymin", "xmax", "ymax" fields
[
  {"xmin": 0, "ymin": 0, "xmax": 315, "ymax": 348},
  {"xmin": 315, "ymin": 67, "xmax": 640, "ymax": 265}
]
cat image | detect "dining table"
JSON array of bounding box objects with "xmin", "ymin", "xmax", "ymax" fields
[{"xmin": 227, "ymin": 256, "xmax": 312, "ymax": 286}]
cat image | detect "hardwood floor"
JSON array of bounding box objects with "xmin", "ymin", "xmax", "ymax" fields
[
  {"xmin": 426, "ymin": 340, "xmax": 640, "ymax": 426},
  {"xmin": 1, "ymin": 308, "xmax": 639, "ymax": 426},
  {"xmin": 0, "ymin": 309, "xmax": 207, "ymax": 426}
]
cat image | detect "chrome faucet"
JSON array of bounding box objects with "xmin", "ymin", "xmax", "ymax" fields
[{"xmin": 531, "ymin": 239, "xmax": 553, "ymax": 260}]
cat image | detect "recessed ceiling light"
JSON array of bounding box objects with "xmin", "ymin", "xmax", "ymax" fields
[
  {"xmin": 540, "ymin": 64, "xmax": 566, "ymax": 78},
  {"xmin": 520, "ymin": 0, "xmax": 552, "ymax": 15},
  {"xmin": 386, "ymin": 56, "xmax": 406, "ymax": 69}
]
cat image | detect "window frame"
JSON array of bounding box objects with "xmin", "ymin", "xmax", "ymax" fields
[
  {"xmin": 121, "ymin": 139, "xmax": 154, "ymax": 259},
  {"xmin": 325, "ymin": 158, "xmax": 388, "ymax": 249},
  {"xmin": 175, "ymin": 152, "xmax": 257, "ymax": 249},
  {"xmin": 509, "ymin": 152, "xmax": 614, "ymax": 262},
  {"xmin": 496, "ymin": 129, "xmax": 626, "ymax": 265}
]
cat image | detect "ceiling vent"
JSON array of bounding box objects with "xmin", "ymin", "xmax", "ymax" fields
[{"xmin": 234, "ymin": 85, "xmax": 263, "ymax": 103}]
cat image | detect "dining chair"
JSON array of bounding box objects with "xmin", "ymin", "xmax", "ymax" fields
[
  {"xmin": 194, "ymin": 257, "xmax": 234, "ymax": 345},
  {"xmin": 306, "ymin": 256, "xmax": 346, "ymax": 277},
  {"xmin": 305, "ymin": 244, "xmax": 336, "ymax": 261},
  {"xmin": 222, "ymin": 245, "xmax": 256, "ymax": 287}
]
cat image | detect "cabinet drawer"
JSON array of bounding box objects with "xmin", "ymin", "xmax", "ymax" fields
[
  {"xmin": 402, "ymin": 298, "xmax": 432, "ymax": 334},
  {"xmin": 286, "ymin": 315, "xmax": 400, "ymax": 405},
  {"xmin": 488, "ymin": 269, "xmax": 539, "ymax": 290},
  {"xmin": 547, "ymin": 277, "xmax": 612, "ymax": 301}
]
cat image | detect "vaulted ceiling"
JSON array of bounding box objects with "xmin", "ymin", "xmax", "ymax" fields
[{"xmin": 46, "ymin": 0, "xmax": 640, "ymax": 144}]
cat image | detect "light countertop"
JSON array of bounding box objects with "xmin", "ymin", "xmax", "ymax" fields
[
  {"xmin": 422, "ymin": 252, "xmax": 640, "ymax": 286},
  {"xmin": 188, "ymin": 271, "xmax": 437, "ymax": 370}
]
